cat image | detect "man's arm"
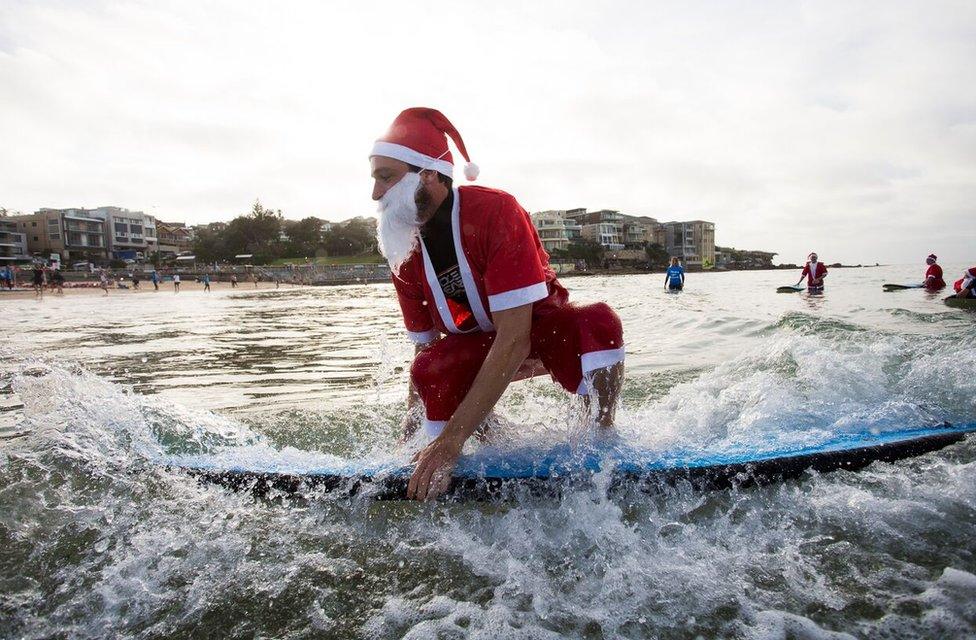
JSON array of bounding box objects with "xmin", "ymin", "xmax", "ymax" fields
[{"xmin": 407, "ymin": 304, "xmax": 533, "ymax": 500}]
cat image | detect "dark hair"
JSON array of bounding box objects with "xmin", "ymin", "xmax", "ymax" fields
[{"xmin": 406, "ymin": 163, "xmax": 453, "ymax": 189}]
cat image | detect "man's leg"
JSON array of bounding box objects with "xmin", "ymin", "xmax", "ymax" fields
[
  {"xmin": 532, "ymin": 301, "xmax": 625, "ymax": 428},
  {"xmin": 410, "ymin": 333, "xmax": 495, "ymax": 438}
]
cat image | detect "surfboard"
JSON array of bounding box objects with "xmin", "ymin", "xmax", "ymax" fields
[
  {"xmin": 776, "ymin": 285, "xmax": 803, "ymax": 293},
  {"xmin": 883, "ymin": 283, "xmax": 924, "ymax": 291},
  {"xmin": 177, "ymin": 422, "xmax": 976, "ymax": 501},
  {"xmin": 944, "ymin": 296, "xmax": 976, "ymax": 310}
]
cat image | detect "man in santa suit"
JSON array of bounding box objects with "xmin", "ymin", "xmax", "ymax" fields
[
  {"xmin": 369, "ymin": 108, "xmax": 625, "ymax": 500},
  {"xmin": 951, "ymin": 266, "xmax": 976, "ymax": 299},
  {"xmin": 923, "ymin": 254, "xmax": 946, "ymax": 290},
  {"xmin": 796, "ymin": 252, "xmax": 827, "ymax": 292}
]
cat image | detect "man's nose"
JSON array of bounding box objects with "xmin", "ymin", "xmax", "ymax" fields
[{"xmin": 371, "ymin": 181, "xmax": 385, "ymax": 201}]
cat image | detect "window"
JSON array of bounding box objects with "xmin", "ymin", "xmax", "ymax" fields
[
  {"xmin": 49, "ymin": 233, "xmax": 60, "ymax": 240},
  {"xmin": 33, "ymin": 236, "xmax": 38, "ymax": 241},
  {"xmin": 130, "ymin": 224, "xmax": 143, "ymax": 235},
  {"xmin": 48, "ymin": 218, "xmax": 59, "ymax": 226},
  {"xmin": 115, "ymin": 222, "xmax": 127, "ymax": 234},
  {"xmin": 31, "ymin": 221, "xmax": 37, "ymax": 227}
]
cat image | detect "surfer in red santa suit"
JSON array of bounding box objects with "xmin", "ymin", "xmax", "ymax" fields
[{"xmin": 370, "ymin": 108, "xmax": 625, "ymax": 500}]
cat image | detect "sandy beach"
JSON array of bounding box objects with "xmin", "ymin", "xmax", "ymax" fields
[{"xmin": 0, "ymin": 279, "xmax": 301, "ymax": 300}]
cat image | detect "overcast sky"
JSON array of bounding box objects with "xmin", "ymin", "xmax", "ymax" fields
[{"xmin": 1, "ymin": 1, "xmax": 974, "ymax": 264}]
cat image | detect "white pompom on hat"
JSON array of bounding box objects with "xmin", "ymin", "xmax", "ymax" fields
[{"xmin": 370, "ymin": 107, "xmax": 479, "ymax": 181}]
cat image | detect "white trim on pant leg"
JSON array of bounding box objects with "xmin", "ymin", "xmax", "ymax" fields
[
  {"xmin": 580, "ymin": 347, "xmax": 626, "ymax": 374},
  {"xmin": 423, "ymin": 419, "xmax": 447, "ymax": 438},
  {"xmin": 576, "ymin": 378, "xmax": 588, "ymax": 395},
  {"xmin": 407, "ymin": 328, "xmax": 439, "ymax": 344}
]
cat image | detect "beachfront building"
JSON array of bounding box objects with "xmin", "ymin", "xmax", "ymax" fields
[
  {"xmin": 0, "ymin": 219, "xmax": 30, "ymax": 264},
  {"xmin": 664, "ymin": 220, "xmax": 716, "ymax": 267},
  {"xmin": 565, "ymin": 209, "xmax": 625, "ymax": 251},
  {"xmin": 530, "ymin": 210, "xmax": 582, "ymax": 253},
  {"xmin": 156, "ymin": 221, "xmax": 194, "ymax": 258},
  {"xmin": 619, "ymin": 214, "xmax": 665, "ymax": 248},
  {"xmin": 8, "ymin": 208, "xmax": 109, "ymax": 262},
  {"xmin": 101, "ymin": 207, "xmax": 157, "ymax": 261}
]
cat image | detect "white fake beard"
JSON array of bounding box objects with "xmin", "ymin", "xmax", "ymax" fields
[{"xmin": 376, "ymin": 172, "xmax": 422, "ymax": 273}]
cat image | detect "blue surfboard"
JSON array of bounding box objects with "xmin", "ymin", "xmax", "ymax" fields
[{"xmin": 176, "ymin": 422, "xmax": 976, "ymax": 501}]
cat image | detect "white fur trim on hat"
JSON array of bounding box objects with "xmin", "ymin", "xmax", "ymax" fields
[{"xmin": 370, "ymin": 141, "xmax": 454, "ymax": 177}]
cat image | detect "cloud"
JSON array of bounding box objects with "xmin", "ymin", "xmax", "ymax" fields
[{"xmin": 0, "ymin": 0, "xmax": 974, "ymax": 263}]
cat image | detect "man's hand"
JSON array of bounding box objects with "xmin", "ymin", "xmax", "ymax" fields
[{"xmin": 408, "ymin": 434, "xmax": 463, "ymax": 500}]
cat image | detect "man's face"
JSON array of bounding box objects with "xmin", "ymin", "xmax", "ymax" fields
[
  {"xmin": 370, "ymin": 156, "xmax": 410, "ymax": 202},
  {"xmin": 810, "ymin": 254, "xmax": 818, "ymax": 262}
]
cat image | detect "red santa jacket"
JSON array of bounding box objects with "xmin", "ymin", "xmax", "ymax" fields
[
  {"xmin": 801, "ymin": 261, "xmax": 827, "ymax": 285},
  {"xmin": 392, "ymin": 186, "xmax": 564, "ymax": 344}
]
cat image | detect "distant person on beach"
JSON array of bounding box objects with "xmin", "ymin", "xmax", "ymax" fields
[
  {"xmin": 370, "ymin": 107, "xmax": 624, "ymax": 500},
  {"xmin": 151, "ymin": 270, "xmax": 159, "ymax": 291},
  {"xmin": 173, "ymin": 273, "xmax": 181, "ymax": 292},
  {"xmin": 251, "ymin": 272, "xmax": 258, "ymax": 288},
  {"xmin": 1, "ymin": 265, "xmax": 11, "ymax": 290},
  {"xmin": 132, "ymin": 273, "xmax": 140, "ymax": 290},
  {"xmin": 664, "ymin": 257, "xmax": 685, "ymax": 291},
  {"xmin": 202, "ymin": 273, "xmax": 211, "ymax": 292},
  {"xmin": 796, "ymin": 252, "xmax": 827, "ymax": 292},
  {"xmin": 51, "ymin": 268, "xmax": 64, "ymax": 295},
  {"xmin": 230, "ymin": 274, "xmax": 238, "ymax": 288},
  {"xmin": 923, "ymin": 254, "xmax": 945, "ymax": 290},
  {"xmin": 951, "ymin": 267, "xmax": 976, "ymax": 299},
  {"xmin": 99, "ymin": 269, "xmax": 109, "ymax": 295},
  {"xmin": 31, "ymin": 265, "xmax": 44, "ymax": 296}
]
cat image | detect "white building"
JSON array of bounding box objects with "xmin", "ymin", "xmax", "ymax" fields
[
  {"xmin": 530, "ymin": 210, "xmax": 582, "ymax": 253},
  {"xmin": 98, "ymin": 207, "xmax": 157, "ymax": 260}
]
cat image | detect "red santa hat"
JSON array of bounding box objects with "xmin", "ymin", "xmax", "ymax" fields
[
  {"xmin": 927, "ymin": 254, "xmax": 937, "ymax": 261},
  {"xmin": 370, "ymin": 107, "xmax": 479, "ymax": 181}
]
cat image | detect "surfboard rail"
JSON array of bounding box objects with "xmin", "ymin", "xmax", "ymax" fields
[{"xmin": 178, "ymin": 423, "xmax": 976, "ymax": 502}]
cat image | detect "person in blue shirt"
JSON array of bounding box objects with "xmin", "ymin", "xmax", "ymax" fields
[{"xmin": 664, "ymin": 257, "xmax": 685, "ymax": 291}]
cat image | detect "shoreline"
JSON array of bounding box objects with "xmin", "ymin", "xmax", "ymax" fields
[{"xmin": 0, "ymin": 264, "xmax": 887, "ymax": 299}]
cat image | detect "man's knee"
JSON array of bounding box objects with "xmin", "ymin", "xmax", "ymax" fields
[{"xmin": 582, "ymin": 302, "xmax": 624, "ymax": 347}]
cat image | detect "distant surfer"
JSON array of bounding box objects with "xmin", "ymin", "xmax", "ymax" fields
[
  {"xmin": 795, "ymin": 252, "xmax": 827, "ymax": 292},
  {"xmin": 664, "ymin": 257, "xmax": 684, "ymax": 291},
  {"xmin": 950, "ymin": 266, "xmax": 976, "ymax": 299},
  {"xmin": 923, "ymin": 254, "xmax": 946, "ymax": 290},
  {"xmin": 370, "ymin": 107, "xmax": 625, "ymax": 500}
]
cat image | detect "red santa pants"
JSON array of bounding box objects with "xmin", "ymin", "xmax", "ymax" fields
[{"xmin": 410, "ymin": 301, "xmax": 624, "ymax": 437}]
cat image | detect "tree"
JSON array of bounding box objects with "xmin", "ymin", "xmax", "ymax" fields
[
  {"xmin": 283, "ymin": 217, "xmax": 324, "ymax": 258},
  {"xmin": 192, "ymin": 225, "xmax": 228, "ymax": 262},
  {"xmin": 645, "ymin": 242, "xmax": 669, "ymax": 268},
  {"xmin": 323, "ymin": 216, "xmax": 378, "ymax": 256},
  {"xmin": 222, "ymin": 199, "xmax": 284, "ymax": 261},
  {"xmin": 566, "ymin": 239, "xmax": 605, "ymax": 266}
]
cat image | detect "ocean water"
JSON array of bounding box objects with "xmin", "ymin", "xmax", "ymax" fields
[{"xmin": 1, "ymin": 265, "xmax": 975, "ymax": 639}]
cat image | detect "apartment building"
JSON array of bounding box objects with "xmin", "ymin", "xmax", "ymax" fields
[
  {"xmin": 619, "ymin": 214, "xmax": 665, "ymax": 248},
  {"xmin": 530, "ymin": 210, "xmax": 582, "ymax": 253},
  {"xmin": 8, "ymin": 206, "xmax": 157, "ymax": 262},
  {"xmin": 0, "ymin": 219, "xmax": 30, "ymax": 263},
  {"xmin": 565, "ymin": 209, "xmax": 625, "ymax": 250},
  {"xmin": 664, "ymin": 220, "xmax": 716, "ymax": 267},
  {"xmin": 157, "ymin": 221, "xmax": 194, "ymax": 257},
  {"xmin": 102, "ymin": 207, "xmax": 157, "ymax": 260},
  {"xmin": 9, "ymin": 208, "xmax": 110, "ymax": 261}
]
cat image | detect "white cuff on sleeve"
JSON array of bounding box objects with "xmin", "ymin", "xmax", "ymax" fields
[
  {"xmin": 407, "ymin": 328, "xmax": 439, "ymax": 344},
  {"xmin": 487, "ymin": 281, "xmax": 549, "ymax": 312}
]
